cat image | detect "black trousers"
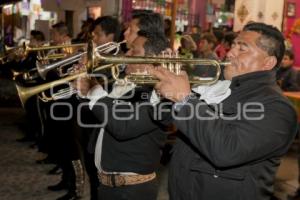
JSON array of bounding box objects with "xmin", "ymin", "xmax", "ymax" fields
[{"xmin": 97, "ymin": 179, "xmax": 158, "ymax": 200}]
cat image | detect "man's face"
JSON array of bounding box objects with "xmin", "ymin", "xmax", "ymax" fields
[
  {"xmin": 224, "ymin": 31, "xmax": 275, "ymax": 80},
  {"xmin": 50, "ymin": 29, "xmax": 65, "ymax": 45},
  {"xmin": 198, "ymin": 39, "xmax": 211, "ymax": 53},
  {"xmin": 281, "ymin": 55, "xmax": 294, "ymax": 68},
  {"xmin": 29, "ymin": 37, "xmax": 43, "ymax": 47},
  {"xmin": 125, "ymin": 36, "xmax": 153, "ymax": 75},
  {"xmin": 93, "ymin": 25, "xmax": 113, "ymax": 46},
  {"xmin": 191, "ymin": 27, "xmax": 199, "ymax": 34},
  {"xmin": 126, "ymin": 36, "xmax": 146, "ymax": 57},
  {"xmin": 124, "ymin": 19, "xmax": 140, "ymax": 48}
]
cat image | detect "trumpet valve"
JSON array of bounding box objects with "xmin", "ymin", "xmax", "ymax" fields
[
  {"xmin": 175, "ymin": 63, "xmax": 181, "ymax": 75},
  {"xmin": 167, "ymin": 63, "xmax": 174, "ymax": 73}
]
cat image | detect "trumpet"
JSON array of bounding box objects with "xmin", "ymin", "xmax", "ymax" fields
[
  {"xmin": 16, "ymin": 63, "xmax": 114, "ymax": 107},
  {"xmin": 27, "ymin": 43, "xmax": 85, "ymax": 52},
  {"xmin": 15, "ymin": 54, "xmax": 226, "ymax": 107},
  {"xmin": 96, "ymin": 55, "xmax": 226, "ymax": 85},
  {"xmin": 0, "ymin": 43, "xmax": 86, "ymax": 64},
  {"xmin": 36, "ymin": 41, "xmax": 125, "ymax": 80},
  {"xmin": 0, "ymin": 44, "xmax": 25, "ymax": 64}
]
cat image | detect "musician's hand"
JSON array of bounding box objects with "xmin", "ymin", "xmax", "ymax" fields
[
  {"xmin": 69, "ymin": 63, "xmax": 86, "ymax": 75},
  {"xmin": 72, "ymin": 76, "xmax": 99, "ymax": 97},
  {"xmin": 79, "ymin": 54, "xmax": 87, "ymax": 65},
  {"xmin": 148, "ymin": 67, "xmax": 191, "ymax": 102}
]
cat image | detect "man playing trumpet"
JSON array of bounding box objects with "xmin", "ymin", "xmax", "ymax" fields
[
  {"xmin": 149, "ymin": 22, "xmax": 298, "ymax": 200},
  {"xmin": 74, "ymin": 29, "xmax": 169, "ymax": 200}
]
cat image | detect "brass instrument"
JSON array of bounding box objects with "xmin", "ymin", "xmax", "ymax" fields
[
  {"xmin": 0, "ymin": 44, "xmax": 26, "ymax": 64},
  {"xmin": 96, "ymin": 55, "xmax": 226, "ymax": 85},
  {"xmin": 26, "ymin": 43, "xmax": 85, "ymax": 52},
  {"xmin": 0, "ymin": 43, "xmax": 86, "ymax": 64},
  {"xmin": 36, "ymin": 41, "xmax": 125, "ymax": 80},
  {"xmin": 15, "ymin": 53, "xmax": 226, "ymax": 107},
  {"xmin": 15, "ymin": 63, "xmax": 113, "ymax": 107}
]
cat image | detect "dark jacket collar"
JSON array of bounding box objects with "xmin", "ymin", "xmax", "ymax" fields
[{"xmin": 230, "ymin": 70, "xmax": 276, "ymax": 90}]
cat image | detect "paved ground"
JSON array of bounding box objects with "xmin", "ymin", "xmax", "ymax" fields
[
  {"xmin": 0, "ymin": 107, "xmax": 298, "ymax": 200},
  {"xmin": 0, "ymin": 108, "xmax": 169, "ymax": 200}
]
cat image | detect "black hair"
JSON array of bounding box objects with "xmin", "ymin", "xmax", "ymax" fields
[
  {"xmin": 213, "ymin": 29, "xmax": 224, "ymax": 43},
  {"xmin": 132, "ymin": 11, "xmax": 164, "ymax": 36},
  {"xmin": 137, "ymin": 30, "xmax": 169, "ymax": 55},
  {"xmin": 93, "ymin": 16, "xmax": 120, "ymax": 41},
  {"xmin": 243, "ymin": 22, "xmax": 285, "ymax": 68},
  {"xmin": 201, "ymin": 33, "xmax": 217, "ymax": 47},
  {"xmin": 82, "ymin": 18, "xmax": 94, "ymax": 28},
  {"xmin": 223, "ymin": 32, "xmax": 236, "ymax": 46},
  {"xmin": 30, "ymin": 30, "xmax": 45, "ymax": 42},
  {"xmin": 52, "ymin": 22, "xmax": 69, "ymax": 36},
  {"xmin": 284, "ymin": 49, "xmax": 294, "ymax": 60}
]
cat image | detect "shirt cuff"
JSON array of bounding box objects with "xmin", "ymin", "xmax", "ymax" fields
[{"xmin": 87, "ymin": 84, "xmax": 108, "ymax": 110}]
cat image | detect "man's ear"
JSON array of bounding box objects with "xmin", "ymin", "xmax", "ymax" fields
[{"xmin": 263, "ymin": 56, "xmax": 277, "ymax": 70}]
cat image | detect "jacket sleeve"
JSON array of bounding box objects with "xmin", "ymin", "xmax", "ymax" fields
[
  {"xmin": 91, "ymin": 97, "xmax": 160, "ymax": 140},
  {"xmin": 174, "ymin": 98, "xmax": 298, "ymax": 168}
]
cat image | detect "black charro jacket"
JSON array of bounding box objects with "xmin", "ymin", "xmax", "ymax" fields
[
  {"xmin": 91, "ymin": 86, "xmax": 167, "ymax": 174},
  {"xmin": 168, "ymin": 70, "xmax": 298, "ymax": 200}
]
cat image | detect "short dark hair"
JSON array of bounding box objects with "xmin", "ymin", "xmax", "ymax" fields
[
  {"xmin": 93, "ymin": 16, "xmax": 120, "ymax": 41},
  {"xmin": 213, "ymin": 29, "xmax": 224, "ymax": 43},
  {"xmin": 52, "ymin": 22, "xmax": 69, "ymax": 36},
  {"xmin": 137, "ymin": 30, "xmax": 169, "ymax": 55},
  {"xmin": 132, "ymin": 11, "xmax": 164, "ymax": 36},
  {"xmin": 201, "ymin": 33, "xmax": 217, "ymax": 47},
  {"xmin": 223, "ymin": 32, "xmax": 236, "ymax": 47},
  {"xmin": 30, "ymin": 30, "xmax": 45, "ymax": 42},
  {"xmin": 284, "ymin": 50, "xmax": 294, "ymax": 60},
  {"xmin": 243, "ymin": 22, "xmax": 285, "ymax": 68}
]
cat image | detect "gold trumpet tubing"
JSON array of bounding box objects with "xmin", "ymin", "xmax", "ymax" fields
[
  {"xmin": 175, "ymin": 63, "xmax": 181, "ymax": 75},
  {"xmin": 53, "ymin": 42, "xmax": 120, "ymax": 77},
  {"xmin": 0, "ymin": 43, "xmax": 85, "ymax": 64},
  {"xmin": 37, "ymin": 41, "xmax": 124, "ymax": 80},
  {"xmin": 42, "ymin": 64, "xmax": 114, "ymax": 101},
  {"xmin": 97, "ymin": 54, "xmax": 228, "ymax": 67},
  {"xmin": 95, "ymin": 42, "xmax": 116, "ymax": 53},
  {"xmin": 125, "ymin": 74, "xmax": 159, "ymax": 85},
  {"xmin": 112, "ymin": 66, "xmax": 120, "ymax": 82},
  {"xmin": 50, "ymin": 88, "xmax": 77, "ymax": 101},
  {"xmin": 95, "ymin": 40, "xmax": 125, "ymax": 55},
  {"xmin": 39, "ymin": 53, "xmax": 68, "ymax": 61},
  {"xmin": 168, "ymin": 63, "xmax": 174, "ymax": 73},
  {"xmin": 96, "ymin": 55, "xmax": 228, "ymax": 85},
  {"xmin": 16, "ymin": 71, "xmax": 86, "ymax": 107},
  {"xmin": 37, "ymin": 51, "xmax": 85, "ymax": 80},
  {"xmin": 102, "ymin": 45, "xmax": 118, "ymax": 55},
  {"xmin": 39, "ymin": 92, "xmax": 53, "ymax": 102},
  {"xmin": 16, "ymin": 62, "xmax": 115, "ymax": 105},
  {"xmin": 26, "ymin": 43, "xmax": 86, "ymax": 52}
]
